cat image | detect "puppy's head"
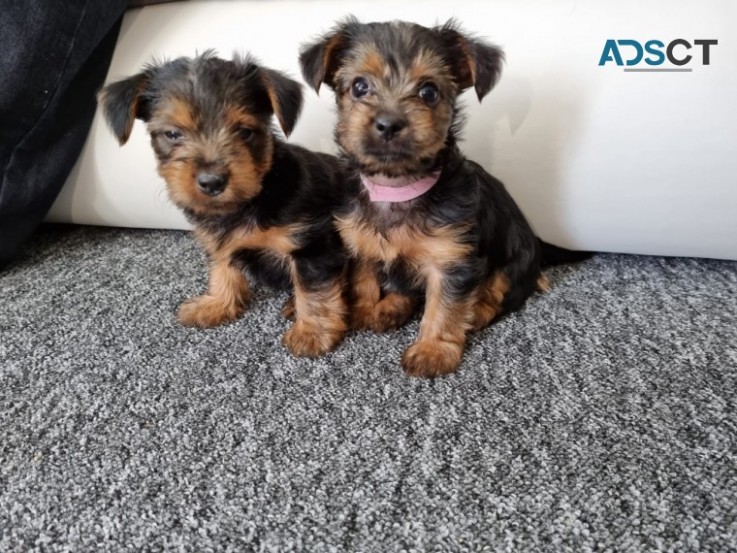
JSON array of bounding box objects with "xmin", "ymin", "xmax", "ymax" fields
[
  {"xmin": 98, "ymin": 52, "xmax": 303, "ymax": 215},
  {"xmin": 300, "ymin": 18, "xmax": 503, "ymax": 178}
]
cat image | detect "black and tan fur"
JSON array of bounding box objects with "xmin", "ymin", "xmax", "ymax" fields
[
  {"xmin": 300, "ymin": 19, "xmax": 588, "ymax": 376},
  {"xmin": 98, "ymin": 52, "xmax": 347, "ymax": 357}
]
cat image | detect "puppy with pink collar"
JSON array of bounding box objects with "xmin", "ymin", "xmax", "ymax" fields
[{"xmin": 300, "ymin": 18, "xmax": 590, "ymax": 377}]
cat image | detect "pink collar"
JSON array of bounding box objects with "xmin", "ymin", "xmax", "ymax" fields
[{"xmin": 360, "ymin": 170, "xmax": 441, "ymax": 202}]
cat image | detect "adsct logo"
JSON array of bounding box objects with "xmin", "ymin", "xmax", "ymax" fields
[{"xmin": 599, "ymin": 39, "xmax": 718, "ymax": 72}]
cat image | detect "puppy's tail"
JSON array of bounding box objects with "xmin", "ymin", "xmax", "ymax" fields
[{"xmin": 539, "ymin": 239, "xmax": 594, "ymax": 268}]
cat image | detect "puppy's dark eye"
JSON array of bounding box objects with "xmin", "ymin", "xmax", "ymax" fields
[
  {"xmin": 351, "ymin": 77, "xmax": 371, "ymax": 99},
  {"xmin": 418, "ymin": 83, "xmax": 440, "ymax": 105},
  {"xmin": 238, "ymin": 127, "xmax": 254, "ymax": 142},
  {"xmin": 163, "ymin": 130, "xmax": 183, "ymax": 141}
]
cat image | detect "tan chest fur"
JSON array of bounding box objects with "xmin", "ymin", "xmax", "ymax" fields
[
  {"xmin": 196, "ymin": 224, "xmax": 302, "ymax": 264},
  {"xmin": 336, "ymin": 214, "xmax": 472, "ymax": 271}
]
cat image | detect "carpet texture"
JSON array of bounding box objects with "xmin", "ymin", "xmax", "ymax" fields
[{"xmin": 1, "ymin": 224, "xmax": 736, "ymax": 552}]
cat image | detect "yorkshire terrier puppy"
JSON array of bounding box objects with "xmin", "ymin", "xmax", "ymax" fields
[
  {"xmin": 98, "ymin": 52, "xmax": 347, "ymax": 357},
  {"xmin": 300, "ymin": 19, "xmax": 589, "ymax": 376}
]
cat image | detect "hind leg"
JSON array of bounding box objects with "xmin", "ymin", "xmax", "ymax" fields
[
  {"xmin": 350, "ymin": 259, "xmax": 415, "ymax": 331},
  {"xmin": 370, "ymin": 292, "xmax": 416, "ymax": 332},
  {"xmin": 471, "ymin": 271, "xmax": 548, "ymax": 331},
  {"xmin": 536, "ymin": 273, "xmax": 550, "ymax": 292},
  {"xmin": 470, "ymin": 272, "xmax": 509, "ymax": 331},
  {"xmin": 281, "ymin": 295, "xmax": 296, "ymax": 320}
]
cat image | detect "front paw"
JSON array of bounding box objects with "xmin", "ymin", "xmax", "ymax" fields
[
  {"xmin": 401, "ymin": 339, "xmax": 463, "ymax": 378},
  {"xmin": 177, "ymin": 295, "xmax": 245, "ymax": 327},
  {"xmin": 371, "ymin": 294, "xmax": 414, "ymax": 332},
  {"xmin": 283, "ymin": 320, "xmax": 343, "ymax": 357},
  {"xmin": 351, "ymin": 295, "xmax": 414, "ymax": 332}
]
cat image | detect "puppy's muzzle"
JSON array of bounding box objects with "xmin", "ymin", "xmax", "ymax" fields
[
  {"xmin": 374, "ymin": 112, "xmax": 407, "ymax": 142},
  {"xmin": 196, "ymin": 172, "xmax": 228, "ymax": 196}
]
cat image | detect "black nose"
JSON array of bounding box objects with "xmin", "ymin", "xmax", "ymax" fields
[
  {"xmin": 374, "ymin": 114, "xmax": 407, "ymax": 141},
  {"xmin": 196, "ymin": 173, "xmax": 227, "ymax": 196}
]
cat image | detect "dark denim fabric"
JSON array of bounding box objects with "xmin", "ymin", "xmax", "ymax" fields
[{"xmin": 0, "ymin": 0, "xmax": 128, "ymax": 266}]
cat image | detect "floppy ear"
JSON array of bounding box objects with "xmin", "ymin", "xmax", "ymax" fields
[
  {"xmin": 299, "ymin": 18, "xmax": 356, "ymax": 93},
  {"xmin": 259, "ymin": 67, "xmax": 304, "ymax": 137},
  {"xmin": 434, "ymin": 20, "xmax": 505, "ymax": 101},
  {"xmin": 97, "ymin": 72, "xmax": 151, "ymax": 145}
]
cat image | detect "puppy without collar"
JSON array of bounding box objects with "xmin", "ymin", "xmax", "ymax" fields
[{"xmin": 99, "ymin": 52, "xmax": 348, "ymax": 357}]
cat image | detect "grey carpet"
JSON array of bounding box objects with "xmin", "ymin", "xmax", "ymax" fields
[{"xmin": 1, "ymin": 224, "xmax": 736, "ymax": 552}]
